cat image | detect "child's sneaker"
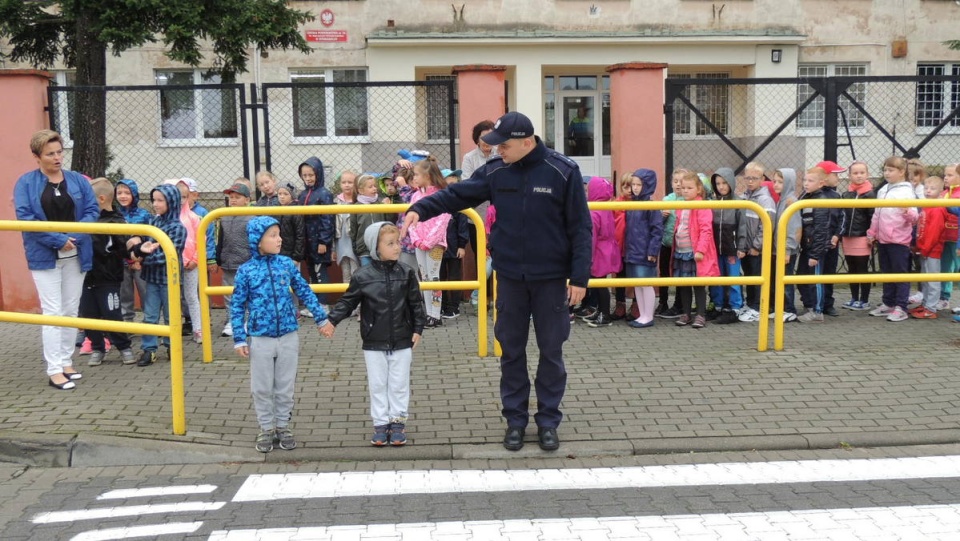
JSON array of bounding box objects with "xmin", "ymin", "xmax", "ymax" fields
[
  {"xmin": 675, "ymin": 314, "xmax": 691, "ymax": 326},
  {"xmin": 104, "ymin": 338, "xmax": 111, "ymax": 352},
  {"xmin": 797, "ymin": 310, "xmax": 824, "ymax": 323},
  {"xmin": 737, "ymin": 307, "xmax": 760, "ymax": 322},
  {"xmin": 371, "ymin": 425, "xmax": 390, "ymax": 446},
  {"xmin": 586, "ymin": 313, "xmax": 613, "ymax": 327},
  {"xmin": 78, "ymin": 337, "xmax": 93, "ymax": 355},
  {"xmin": 221, "ymin": 323, "xmax": 233, "ymax": 337},
  {"xmin": 857, "ymin": 302, "xmax": 872, "ymax": 312},
  {"xmin": 910, "ymin": 307, "xmax": 938, "ymax": 319},
  {"xmin": 691, "ymin": 315, "xmax": 706, "ymax": 329},
  {"xmin": 389, "ymin": 422, "xmax": 407, "ymax": 446},
  {"xmin": 953, "ymin": 314, "xmax": 960, "ymax": 323},
  {"xmin": 908, "ymin": 291, "xmax": 923, "ymax": 305},
  {"xmin": 120, "ymin": 349, "xmax": 136, "ymax": 365},
  {"xmin": 192, "ymin": 330, "xmax": 203, "ymax": 344},
  {"xmin": 842, "ymin": 300, "xmax": 858, "ymax": 310},
  {"xmin": 87, "ymin": 350, "xmax": 105, "ymax": 366},
  {"xmin": 275, "ymin": 427, "xmax": 296, "ymax": 450},
  {"xmin": 136, "ymin": 350, "xmax": 155, "ymax": 367},
  {"xmin": 935, "ymin": 299, "xmax": 951, "ymax": 311},
  {"xmin": 869, "ymin": 304, "xmax": 893, "ymax": 317},
  {"xmin": 886, "ymin": 306, "xmax": 909, "ymax": 322},
  {"xmin": 255, "ymin": 429, "xmax": 274, "ymax": 453}
]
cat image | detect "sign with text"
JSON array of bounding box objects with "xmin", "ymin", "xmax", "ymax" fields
[{"xmin": 306, "ymin": 30, "xmax": 348, "ymax": 43}]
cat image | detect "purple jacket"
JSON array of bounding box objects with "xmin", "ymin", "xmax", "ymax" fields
[
  {"xmin": 588, "ymin": 177, "xmax": 622, "ymax": 277},
  {"xmin": 624, "ymin": 169, "xmax": 664, "ymax": 267}
]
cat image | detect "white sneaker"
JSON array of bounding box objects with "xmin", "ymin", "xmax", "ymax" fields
[
  {"xmin": 869, "ymin": 304, "xmax": 893, "ymax": 317},
  {"xmin": 935, "ymin": 299, "xmax": 951, "ymax": 311},
  {"xmin": 908, "ymin": 292, "xmax": 923, "ymax": 304},
  {"xmin": 886, "ymin": 306, "xmax": 909, "ymax": 322},
  {"xmin": 221, "ymin": 323, "xmax": 233, "ymax": 337},
  {"xmin": 953, "ymin": 306, "xmax": 960, "ymax": 315},
  {"xmin": 299, "ymin": 308, "xmax": 313, "ymax": 318},
  {"xmin": 783, "ymin": 312, "xmax": 797, "ymax": 322},
  {"xmin": 193, "ymin": 331, "xmax": 203, "ymax": 344},
  {"xmin": 737, "ymin": 308, "xmax": 760, "ymax": 322}
]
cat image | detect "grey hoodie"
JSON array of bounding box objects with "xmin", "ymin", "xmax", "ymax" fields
[
  {"xmin": 742, "ymin": 178, "xmax": 778, "ymax": 252},
  {"xmin": 775, "ymin": 168, "xmax": 801, "ymax": 257},
  {"xmin": 364, "ymin": 221, "xmax": 392, "ymax": 261}
]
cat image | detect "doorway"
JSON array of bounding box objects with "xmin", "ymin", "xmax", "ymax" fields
[{"xmin": 543, "ymin": 75, "xmax": 611, "ymax": 178}]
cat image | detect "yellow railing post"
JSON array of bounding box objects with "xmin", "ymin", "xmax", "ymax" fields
[
  {"xmin": 197, "ymin": 205, "xmax": 489, "ymax": 361},
  {"xmin": 0, "ymin": 221, "xmax": 186, "ymax": 435},
  {"xmin": 773, "ymin": 198, "xmax": 960, "ymax": 351}
]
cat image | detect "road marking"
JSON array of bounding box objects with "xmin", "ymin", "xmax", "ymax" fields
[
  {"xmin": 71, "ymin": 522, "xmax": 203, "ymax": 541},
  {"xmin": 98, "ymin": 485, "xmax": 218, "ymax": 500},
  {"xmin": 32, "ymin": 502, "xmax": 225, "ymax": 524},
  {"xmin": 232, "ymin": 454, "xmax": 960, "ymax": 501},
  {"xmin": 207, "ymin": 503, "xmax": 960, "ymax": 540}
]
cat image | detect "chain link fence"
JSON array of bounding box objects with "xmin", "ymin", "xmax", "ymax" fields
[
  {"xmin": 49, "ymin": 84, "xmax": 249, "ymax": 195},
  {"xmin": 258, "ymin": 80, "xmax": 457, "ymax": 191},
  {"xmin": 667, "ymin": 75, "xmax": 960, "ymax": 192}
]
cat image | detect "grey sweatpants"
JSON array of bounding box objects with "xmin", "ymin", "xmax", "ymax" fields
[
  {"xmin": 363, "ymin": 348, "xmax": 413, "ymax": 427},
  {"xmin": 249, "ymin": 331, "xmax": 300, "ymax": 431}
]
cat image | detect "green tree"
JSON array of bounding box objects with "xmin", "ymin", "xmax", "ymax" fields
[
  {"xmin": 0, "ymin": 0, "xmax": 313, "ymax": 177},
  {"xmin": 947, "ymin": 40, "xmax": 960, "ymax": 51}
]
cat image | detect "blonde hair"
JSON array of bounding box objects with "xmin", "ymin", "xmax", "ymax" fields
[
  {"xmin": 884, "ymin": 156, "xmax": 907, "ymax": 172},
  {"xmin": 744, "ymin": 161, "xmax": 766, "ymax": 177},
  {"xmin": 924, "ymin": 176, "xmax": 944, "ymax": 191},
  {"xmin": 680, "ymin": 170, "xmax": 706, "ymax": 199},
  {"xmin": 356, "ymin": 174, "xmax": 378, "ymax": 193},
  {"xmin": 255, "ymin": 170, "xmax": 278, "ymax": 183},
  {"xmin": 89, "ymin": 177, "xmax": 115, "ymax": 199},
  {"xmin": 806, "ymin": 166, "xmax": 828, "ymax": 180},
  {"xmin": 30, "ymin": 130, "xmax": 63, "ymax": 156}
]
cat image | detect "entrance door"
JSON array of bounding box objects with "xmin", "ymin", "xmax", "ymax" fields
[{"xmin": 543, "ymin": 76, "xmax": 611, "ymax": 178}]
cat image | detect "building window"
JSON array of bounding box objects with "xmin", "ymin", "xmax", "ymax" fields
[
  {"xmin": 916, "ymin": 63, "xmax": 960, "ymax": 130},
  {"xmin": 425, "ymin": 75, "xmax": 457, "ymax": 142},
  {"xmin": 672, "ymin": 73, "xmax": 730, "ymax": 136},
  {"xmin": 156, "ymin": 70, "xmax": 238, "ymax": 144},
  {"xmin": 796, "ymin": 64, "xmax": 867, "ymax": 132},
  {"xmin": 290, "ymin": 68, "xmax": 369, "ymax": 139},
  {"xmin": 50, "ymin": 71, "xmax": 77, "ymax": 147}
]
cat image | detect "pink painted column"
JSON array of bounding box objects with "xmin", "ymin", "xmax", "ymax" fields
[
  {"xmin": 452, "ymin": 65, "xmax": 507, "ymax": 165},
  {"xmin": 0, "ymin": 70, "xmax": 51, "ymax": 312},
  {"xmin": 606, "ymin": 62, "xmax": 668, "ymax": 199}
]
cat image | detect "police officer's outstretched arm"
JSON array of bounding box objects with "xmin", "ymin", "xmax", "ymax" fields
[
  {"xmin": 565, "ymin": 167, "xmax": 593, "ymax": 306},
  {"xmin": 404, "ymin": 166, "xmax": 493, "ymax": 238}
]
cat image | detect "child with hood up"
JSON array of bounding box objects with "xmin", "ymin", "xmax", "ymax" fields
[
  {"xmin": 116, "ymin": 179, "xmax": 152, "ymax": 325},
  {"xmin": 622, "ymin": 169, "xmax": 664, "ymax": 328},
  {"xmin": 296, "ymin": 157, "xmax": 335, "ymax": 311},
  {"xmin": 708, "ymin": 167, "xmax": 747, "ymax": 324},
  {"xmin": 773, "ymin": 168, "xmax": 802, "ymax": 321},
  {"xmin": 584, "ymin": 177, "xmax": 622, "ymax": 327},
  {"xmin": 231, "ymin": 216, "xmax": 332, "ymax": 453}
]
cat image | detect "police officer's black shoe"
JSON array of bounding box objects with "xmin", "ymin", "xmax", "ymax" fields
[
  {"xmin": 503, "ymin": 426, "xmax": 525, "ymax": 451},
  {"xmin": 537, "ymin": 427, "xmax": 560, "ymax": 451}
]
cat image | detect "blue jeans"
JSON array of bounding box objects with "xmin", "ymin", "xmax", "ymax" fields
[
  {"xmin": 141, "ymin": 282, "xmax": 170, "ymax": 352},
  {"xmin": 308, "ymin": 262, "xmax": 330, "ymax": 305},
  {"xmin": 708, "ymin": 255, "xmax": 743, "ymax": 310}
]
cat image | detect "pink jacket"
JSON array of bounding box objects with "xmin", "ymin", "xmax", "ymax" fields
[
  {"xmin": 163, "ymin": 179, "xmax": 199, "ymax": 265},
  {"xmin": 408, "ymin": 186, "xmax": 451, "ymax": 250},
  {"xmin": 587, "ymin": 177, "xmax": 622, "ymax": 277},
  {"xmin": 673, "ymin": 201, "xmax": 720, "ymax": 277},
  {"xmin": 866, "ymin": 181, "xmax": 919, "ymax": 246}
]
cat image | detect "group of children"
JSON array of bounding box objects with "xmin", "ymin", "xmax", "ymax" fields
[{"xmin": 575, "ymin": 158, "xmax": 960, "ymax": 329}]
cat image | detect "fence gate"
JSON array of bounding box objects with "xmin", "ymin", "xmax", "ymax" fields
[{"xmin": 665, "ymin": 74, "xmax": 960, "ymax": 179}]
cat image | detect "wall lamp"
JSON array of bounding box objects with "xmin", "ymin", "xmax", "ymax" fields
[{"xmin": 771, "ymin": 49, "xmax": 783, "ymax": 64}]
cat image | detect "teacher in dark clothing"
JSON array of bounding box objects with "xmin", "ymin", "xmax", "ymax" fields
[{"xmin": 402, "ymin": 112, "xmax": 591, "ymax": 452}]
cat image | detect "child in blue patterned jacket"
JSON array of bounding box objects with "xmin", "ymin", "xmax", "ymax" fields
[{"xmin": 231, "ymin": 216, "xmax": 333, "ymax": 453}]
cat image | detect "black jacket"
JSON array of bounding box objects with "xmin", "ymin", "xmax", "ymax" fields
[
  {"xmin": 709, "ymin": 168, "xmax": 747, "ymax": 256},
  {"xmin": 279, "ymin": 210, "xmax": 305, "ymax": 262},
  {"xmin": 799, "ymin": 190, "xmax": 832, "ymax": 262},
  {"xmin": 444, "ymin": 211, "xmax": 470, "ymax": 259},
  {"xmin": 84, "ymin": 209, "xmax": 133, "ymax": 286},
  {"xmin": 840, "ymin": 187, "xmax": 876, "ymax": 238},
  {"xmin": 326, "ymin": 260, "xmax": 426, "ymax": 351},
  {"xmin": 821, "ymin": 185, "xmax": 843, "ymax": 239},
  {"xmin": 409, "ymin": 137, "xmax": 592, "ymax": 287}
]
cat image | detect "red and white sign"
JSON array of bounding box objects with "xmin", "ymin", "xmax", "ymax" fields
[
  {"xmin": 306, "ymin": 29, "xmax": 347, "ymax": 43},
  {"xmin": 319, "ymin": 9, "xmax": 335, "ymax": 27}
]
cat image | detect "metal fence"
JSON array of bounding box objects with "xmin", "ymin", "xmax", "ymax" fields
[
  {"xmin": 47, "ymin": 79, "xmax": 458, "ymax": 197},
  {"xmin": 666, "ymin": 74, "xmax": 960, "ymax": 189},
  {"xmin": 255, "ymin": 79, "xmax": 457, "ymax": 184}
]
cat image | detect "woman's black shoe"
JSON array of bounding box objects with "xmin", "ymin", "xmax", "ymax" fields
[{"xmin": 49, "ymin": 377, "xmax": 76, "ymax": 390}]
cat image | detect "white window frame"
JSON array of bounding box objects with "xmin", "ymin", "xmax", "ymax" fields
[
  {"xmin": 795, "ymin": 63, "xmax": 869, "ymax": 138},
  {"xmin": 915, "ymin": 63, "xmax": 960, "ymax": 135},
  {"xmin": 670, "ymin": 72, "xmax": 731, "ymax": 140},
  {"xmin": 424, "ymin": 74, "xmax": 458, "ymax": 144},
  {"xmin": 155, "ymin": 69, "xmax": 239, "ymax": 148},
  {"xmin": 289, "ymin": 68, "xmax": 370, "ymax": 145},
  {"xmin": 50, "ymin": 71, "xmax": 76, "ymax": 148}
]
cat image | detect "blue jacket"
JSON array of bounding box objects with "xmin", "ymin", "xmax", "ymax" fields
[
  {"xmin": 624, "ymin": 169, "xmax": 664, "ymax": 267},
  {"xmin": 14, "ymin": 168, "xmax": 100, "ymax": 272},
  {"xmin": 140, "ymin": 184, "xmax": 187, "ymax": 285},
  {"xmin": 116, "ymin": 179, "xmax": 153, "ymax": 226},
  {"xmin": 231, "ymin": 216, "xmax": 329, "ymax": 347},
  {"xmin": 409, "ymin": 137, "xmax": 593, "ymax": 287},
  {"xmin": 296, "ymin": 157, "xmax": 335, "ymax": 264}
]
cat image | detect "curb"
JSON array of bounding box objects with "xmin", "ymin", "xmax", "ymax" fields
[{"xmin": 3, "ymin": 430, "xmax": 960, "ymax": 468}]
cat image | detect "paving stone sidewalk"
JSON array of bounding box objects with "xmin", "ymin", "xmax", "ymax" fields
[{"xmin": 2, "ymin": 295, "xmax": 960, "ymax": 462}]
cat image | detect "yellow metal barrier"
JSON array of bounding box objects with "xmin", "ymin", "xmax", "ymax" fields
[
  {"xmin": 488, "ymin": 200, "xmax": 775, "ymax": 354},
  {"xmin": 196, "ymin": 204, "xmax": 488, "ymax": 362},
  {"xmin": 773, "ymin": 198, "xmax": 960, "ymax": 351},
  {"xmin": 0, "ymin": 220, "xmax": 186, "ymax": 435}
]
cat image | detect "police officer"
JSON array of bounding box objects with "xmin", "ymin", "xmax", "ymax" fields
[{"xmin": 401, "ymin": 111, "xmax": 591, "ymax": 451}]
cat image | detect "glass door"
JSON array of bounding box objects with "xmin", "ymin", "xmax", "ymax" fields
[{"xmin": 544, "ymin": 75, "xmax": 610, "ymax": 178}]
